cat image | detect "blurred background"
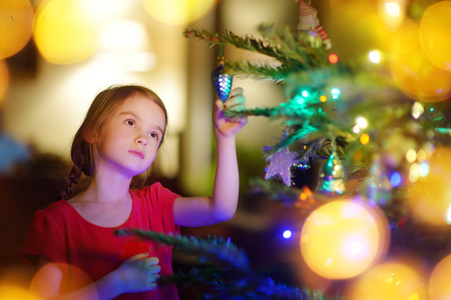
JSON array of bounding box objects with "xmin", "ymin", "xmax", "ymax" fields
[{"xmin": 0, "ymin": 0, "xmax": 417, "ymax": 297}]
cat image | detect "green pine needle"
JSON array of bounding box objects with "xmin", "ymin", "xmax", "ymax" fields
[{"xmin": 116, "ymin": 229, "xmax": 250, "ymax": 271}]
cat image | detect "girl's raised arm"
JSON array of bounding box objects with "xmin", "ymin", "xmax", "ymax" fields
[{"xmin": 173, "ymin": 88, "xmax": 247, "ymax": 227}]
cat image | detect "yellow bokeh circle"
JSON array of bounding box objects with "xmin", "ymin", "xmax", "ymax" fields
[
  {"xmin": 143, "ymin": 0, "xmax": 216, "ymax": 25},
  {"xmin": 33, "ymin": 0, "xmax": 101, "ymax": 64},
  {"xmin": 346, "ymin": 262, "xmax": 427, "ymax": 300},
  {"xmin": 429, "ymin": 254, "xmax": 451, "ymax": 300},
  {"xmin": 407, "ymin": 147, "xmax": 451, "ymax": 225},
  {"xmin": 0, "ymin": 284, "xmax": 29, "ymax": 300},
  {"xmin": 30, "ymin": 262, "xmax": 92, "ymax": 295},
  {"xmin": 0, "ymin": 0, "xmax": 34, "ymax": 59},
  {"xmin": 391, "ymin": 20, "xmax": 451, "ymax": 103},
  {"xmin": 300, "ymin": 199, "xmax": 389, "ymax": 279},
  {"xmin": 419, "ymin": 1, "xmax": 451, "ymax": 71}
]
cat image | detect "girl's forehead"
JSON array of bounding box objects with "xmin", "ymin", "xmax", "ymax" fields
[
  {"xmin": 116, "ymin": 94, "xmax": 166, "ymax": 122},
  {"xmin": 120, "ymin": 94, "xmax": 163, "ymax": 111}
]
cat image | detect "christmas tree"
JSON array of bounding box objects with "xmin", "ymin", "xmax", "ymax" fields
[{"xmin": 122, "ymin": 0, "xmax": 451, "ymax": 299}]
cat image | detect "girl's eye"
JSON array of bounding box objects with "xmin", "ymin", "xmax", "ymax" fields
[
  {"xmin": 125, "ymin": 120, "xmax": 135, "ymax": 127},
  {"xmin": 149, "ymin": 132, "xmax": 159, "ymax": 140}
]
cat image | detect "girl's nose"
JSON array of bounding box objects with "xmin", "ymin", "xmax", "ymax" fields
[{"xmin": 135, "ymin": 135, "xmax": 148, "ymax": 147}]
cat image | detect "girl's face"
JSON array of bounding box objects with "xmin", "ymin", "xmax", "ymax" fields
[{"xmin": 94, "ymin": 94, "xmax": 166, "ymax": 178}]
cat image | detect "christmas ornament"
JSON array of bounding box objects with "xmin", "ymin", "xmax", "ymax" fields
[
  {"xmin": 361, "ymin": 156, "xmax": 392, "ymax": 205},
  {"xmin": 316, "ymin": 151, "xmax": 345, "ymax": 195},
  {"xmin": 211, "ymin": 45, "xmax": 233, "ymax": 102},
  {"xmin": 265, "ymin": 147, "xmax": 298, "ymax": 186},
  {"xmin": 296, "ymin": 0, "xmax": 331, "ymax": 49}
]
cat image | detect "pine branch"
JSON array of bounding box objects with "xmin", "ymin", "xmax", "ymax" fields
[
  {"xmin": 223, "ymin": 60, "xmax": 287, "ymax": 81},
  {"xmin": 115, "ymin": 229, "xmax": 341, "ymax": 300},
  {"xmin": 184, "ymin": 28, "xmax": 291, "ymax": 62},
  {"xmin": 184, "ymin": 24, "xmax": 329, "ymax": 76},
  {"xmin": 203, "ymin": 276, "xmax": 308, "ymax": 300},
  {"xmin": 256, "ymin": 23, "xmax": 328, "ymax": 67},
  {"xmin": 115, "ymin": 229, "xmax": 250, "ymax": 271}
]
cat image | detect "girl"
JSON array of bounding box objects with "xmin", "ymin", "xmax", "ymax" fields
[{"xmin": 21, "ymin": 84, "xmax": 247, "ymax": 299}]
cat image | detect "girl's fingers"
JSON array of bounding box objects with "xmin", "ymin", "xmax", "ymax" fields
[
  {"xmin": 125, "ymin": 253, "xmax": 149, "ymax": 263},
  {"xmin": 225, "ymin": 99, "xmax": 245, "ymax": 110},
  {"xmin": 147, "ymin": 282, "xmax": 158, "ymax": 290},
  {"xmin": 142, "ymin": 257, "xmax": 159, "ymax": 266},
  {"xmin": 149, "ymin": 274, "xmax": 160, "ymax": 282},
  {"xmin": 225, "ymin": 89, "xmax": 245, "ymax": 110},
  {"xmin": 146, "ymin": 264, "xmax": 161, "ymax": 275},
  {"xmin": 125, "ymin": 254, "xmax": 161, "ymax": 273},
  {"xmin": 229, "ymin": 87, "xmax": 243, "ymax": 98},
  {"xmin": 147, "ymin": 270, "xmax": 160, "ymax": 291}
]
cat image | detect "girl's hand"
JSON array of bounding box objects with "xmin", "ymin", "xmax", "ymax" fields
[
  {"xmin": 214, "ymin": 87, "xmax": 248, "ymax": 137},
  {"xmin": 111, "ymin": 253, "xmax": 161, "ymax": 294}
]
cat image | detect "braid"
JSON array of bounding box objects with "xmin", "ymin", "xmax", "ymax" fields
[{"xmin": 58, "ymin": 164, "xmax": 83, "ymax": 200}]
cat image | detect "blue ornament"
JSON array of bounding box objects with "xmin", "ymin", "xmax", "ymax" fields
[{"xmin": 211, "ymin": 58, "xmax": 233, "ymax": 102}]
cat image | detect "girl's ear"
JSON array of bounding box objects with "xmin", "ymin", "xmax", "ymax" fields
[{"xmin": 83, "ymin": 131, "xmax": 97, "ymax": 143}]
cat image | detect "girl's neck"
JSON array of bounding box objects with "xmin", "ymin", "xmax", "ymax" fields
[{"xmin": 81, "ymin": 174, "xmax": 133, "ymax": 203}]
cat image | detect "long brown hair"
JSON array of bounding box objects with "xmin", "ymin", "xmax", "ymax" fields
[{"xmin": 59, "ymin": 84, "xmax": 168, "ymax": 200}]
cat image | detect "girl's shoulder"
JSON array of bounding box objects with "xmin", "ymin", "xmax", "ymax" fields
[
  {"xmin": 131, "ymin": 182, "xmax": 180, "ymax": 206},
  {"xmin": 131, "ymin": 182, "xmax": 180, "ymax": 209},
  {"xmin": 131, "ymin": 182, "xmax": 165, "ymax": 196},
  {"xmin": 32, "ymin": 200, "xmax": 75, "ymax": 226},
  {"xmin": 41, "ymin": 199, "xmax": 72, "ymax": 215}
]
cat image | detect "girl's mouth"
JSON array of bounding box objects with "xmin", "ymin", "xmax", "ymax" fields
[{"xmin": 129, "ymin": 150, "xmax": 144, "ymax": 159}]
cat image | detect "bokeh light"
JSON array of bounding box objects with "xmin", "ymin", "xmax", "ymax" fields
[
  {"xmin": 411, "ymin": 102, "xmax": 424, "ymax": 119},
  {"xmin": 33, "ymin": 0, "xmax": 101, "ymax": 64},
  {"xmin": 143, "ymin": 0, "xmax": 217, "ymax": 25},
  {"xmin": 0, "ymin": 0, "xmax": 34, "ymax": 59},
  {"xmin": 429, "ymin": 254, "xmax": 451, "ymax": 299},
  {"xmin": 390, "ymin": 171, "xmax": 402, "ymax": 187},
  {"xmin": 0, "ymin": 266, "xmax": 35, "ymax": 300},
  {"xmin": 405, "ymin": 148, "xmax": 417, "ymax": 163},
  {"xmin": 419, "ymin": 1, "xmax": 451, "ymax": 71},
  {"xmin": 300, "ymin": 199, "xmax": 389, "ymax": 279},
  {"xmin": 355, "ymin": 116, "xmax": 368, "ymax": 129},
  {"xmin": 30, "ymin": 262, "xmax": 92, "ymax": 296},
  {"xmin": 368, "ymin": 50, "xmax": 381, "ymax": 64},
  {"xmin": 360, "ymin": 133, "xmax": 370, "ymax": 145},
  {"xmin": 378, "ymin": 0, "xmax": 407, "ymax": 30},
  {"xmin": 283, "ymin": 230, "xmax": 292, "ymax": 239},
  {"xmin": 98, "ymin": 20, "xmax": 156, "ymax": 72},
  {"xmin": 385, "ymin": 2, "xmax": 401, "ymax": 17},
  {"xmin": 0, "ymin": 59, "xmax": 9, "ymax": 104},
  {"xmin": 407, "ymin": 147, "xmax": 451, "ymax": 225},
  {"xmin": 330, "ymin": 88, "xmax": 340, "ymax": 99},
  {"xmin": 390, "ymin": 20, "xmax": 451, "ymax": 103},
  {"xmin": 0, "ymin": 284, "xmax": 29, "ymax": 300},
  {"xmin": 346, "ymin": 261, "xmax": 427, "ymax": 300},
  {"xmin": 328, "ymin": 53, "xmax": 338, "ymax": 64}
]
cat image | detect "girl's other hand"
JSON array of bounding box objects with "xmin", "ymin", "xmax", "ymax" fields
[
  {"xmin": 214, "ymin": 87, "xmax": 248, "ymax": 137},
  {"xmin": 111, "ymin": 253, "xmax": 161, "ymax": 294}
]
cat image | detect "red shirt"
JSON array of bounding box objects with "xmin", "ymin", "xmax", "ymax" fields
[{"xmin": 21, "ymin": 183, "xmax": 180, "ymax": 299}]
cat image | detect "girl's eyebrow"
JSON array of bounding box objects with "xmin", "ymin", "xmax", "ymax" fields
[
  {"xmin": 119, "ymin": 111, "xmax": 165, "ymax": 134},
  {"xmin": 119, "ymin": 111, "xmax": 141, "ymax": 120}
]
